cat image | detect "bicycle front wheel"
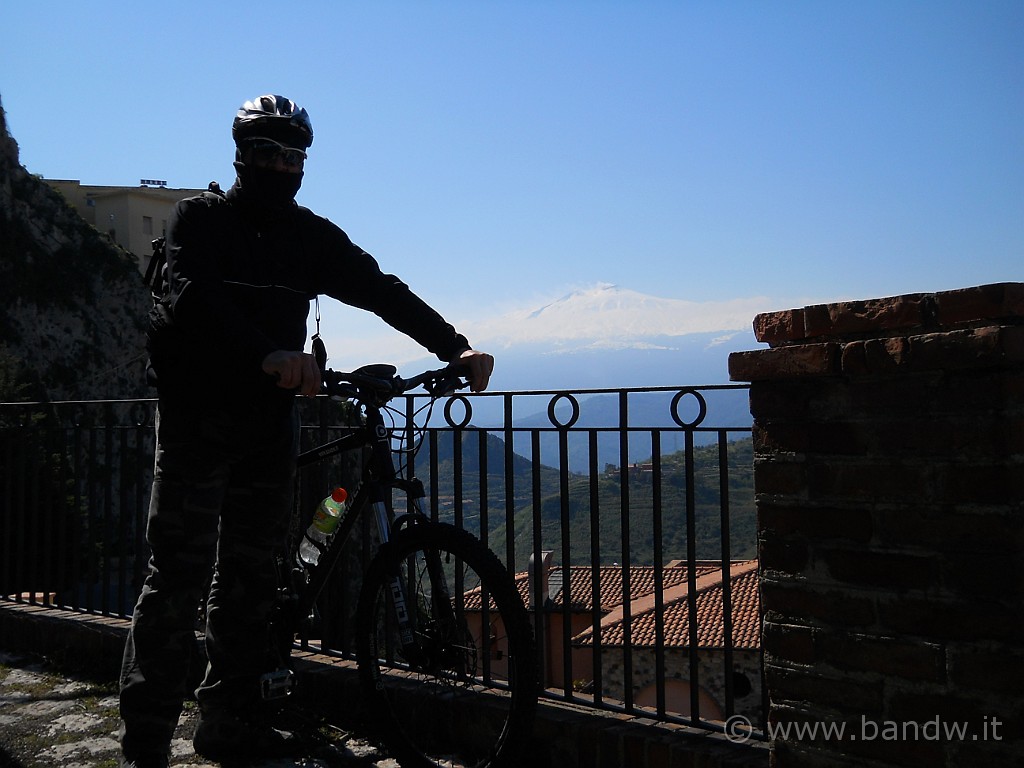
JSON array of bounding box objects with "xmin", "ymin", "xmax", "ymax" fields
[{"xmin": 354, "ymin": 522, "xmax": 537, "ymax": 768}]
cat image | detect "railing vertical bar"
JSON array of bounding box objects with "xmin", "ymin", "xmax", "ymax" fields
[
  {"xmin": 618, "ymin": 391, "xmax": 633, "ymax": 711},
  {"xmin": 101, "ymin": 402, "xmax": 114, "ymax": 616},
  {"xmin": 478, "ymin": 429, "xmax": 489, "ymax": 545},
  {"xmin": 40, "ymin": 420, "xmax": 56, "ymax": 607},
  {"xmin": 429, "ymin": 430, "xmax": 440, "ymax": 524},
  {"xmin": 652, "ymin": 430, "xmax": 666, "ymax": 718},
  {"xmin": 453, "ymin": 422, "xmax": 463, "ymax": 533},
  {"xmin": 531, "ymin": 430, "xmax": 545, "ymax": 689},
  {"xmin": 1, "ymin": 428, "xmax": 12, "ymax": 597},
  {"xmin": 588, "ymin": 429, "xmax": 603, "ymax": 707},
  {"xmin": 405, "ymin": 394, "xmax": 417, "ymax": 514},
  {"xmin": 503, "ymin": 394, "xmax": 515, "ymax": 574},
  {"xmin": 118, "ymin": 425, "xmax": 130, "ymax": 616},
  {"xmin": 719, "ymin": 430, "xmax": 736, "ymax": 716},
  {"xmin": 132, "ymin": 412, "xmax": 151, "ymax": 610},
  {"xmin": 479, "ymin": 429, "xmax": 492, "ymax": 683},
  {"xmin": 559, "ymin": 423, "xmax": 573, "ymax": 699},
  {"xmin": 13, "ymin": 424, "xmax": 28, "ymax": 602},
  {"xmin": 70, "ymin": 418, "xmax": 83, "ymax": 611},
  {"xmin": 85, "ymin": 422, "xmax": 98, "ymax": 613},
  {"xmin": 1, "ymin": 433, "xmax": 7, "ymax": 595},
  {"xmin": 685, "ymin": 428, "xmax": 700, "ymax": 723}
]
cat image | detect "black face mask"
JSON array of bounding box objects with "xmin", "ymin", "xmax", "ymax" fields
[{"xmin": 235, "ymin": 162, "xmax": 303, "ymax": 208}]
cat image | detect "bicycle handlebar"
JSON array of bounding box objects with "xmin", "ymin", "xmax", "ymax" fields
[{"xmin": 320, "ymin": 363, "xmax": 471, "ymax": 403}]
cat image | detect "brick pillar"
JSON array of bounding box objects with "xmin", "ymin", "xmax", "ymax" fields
[{"xmin": 728, "ymin": 283, "xmax": 1023, "ymax": 768}]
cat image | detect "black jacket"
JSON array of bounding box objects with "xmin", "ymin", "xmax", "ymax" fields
[{"xmin": 147, "ymin": 183, "xmax": 469, "ymax": 409}]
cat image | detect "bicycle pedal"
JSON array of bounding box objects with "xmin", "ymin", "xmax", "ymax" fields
[{"xmin": 259, "ymin": 668, "xmax": 296, "ymax": 700}]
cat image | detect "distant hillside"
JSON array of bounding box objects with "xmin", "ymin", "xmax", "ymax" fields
[
  {"xmin": 0, "ymin": 96, "xmax": 150, "ymax": 401},
  {"xmin": 419, "ymin": 429, "xmax": 756, "ymax": 570}
]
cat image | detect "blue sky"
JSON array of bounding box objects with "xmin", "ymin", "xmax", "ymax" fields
[{"xmin": 3, "ymin": 1, "xmax": 1021, "ymax": 368}]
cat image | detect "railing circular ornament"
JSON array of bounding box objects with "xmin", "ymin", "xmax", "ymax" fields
[
  {"xmin": 443, "ymin": 395, "xmax": 473, "ymax": 429},
  {"xmin": 547, "ymin": 393, "xmax": 580, "ymax": 430},
  {"xmin": 670, "ymin": 388, "xmax": 708, "ymax": 429}
]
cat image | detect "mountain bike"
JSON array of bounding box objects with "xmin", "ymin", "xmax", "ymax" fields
[{"xmin": 267, "ymin": 362, "xmax": 538, "ymax": 768}]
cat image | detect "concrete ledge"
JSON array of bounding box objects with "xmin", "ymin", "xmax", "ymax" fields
[{"xmin": 0, "ymin": 601, "xmax": 768, "ymax": 768}]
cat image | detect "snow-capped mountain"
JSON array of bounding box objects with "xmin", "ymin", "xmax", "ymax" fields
[
  {"xmin": 470, "ymin": 283, "xmax": 773, "ymax": 350},
  {"xmin": 320, "ymin": 283, "xmax": 782, "ymax": 391}
]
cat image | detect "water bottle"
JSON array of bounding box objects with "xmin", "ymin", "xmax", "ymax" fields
[{"xmin": 297, "ymin": 487, "xmax": 348, "ymax": 567}]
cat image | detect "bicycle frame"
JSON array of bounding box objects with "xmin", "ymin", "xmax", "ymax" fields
[
  {"xmin": 263, "ymin": 365, "xmax": 537, "ymax": 766},
  {"xmin": 287, "ymin": 388, "xmax": 455, "ymax": 672}
]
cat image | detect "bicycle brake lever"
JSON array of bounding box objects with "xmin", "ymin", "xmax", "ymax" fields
[{"xmin": 425, "ymin": 375, "xmax": 470, "ymax": 398}]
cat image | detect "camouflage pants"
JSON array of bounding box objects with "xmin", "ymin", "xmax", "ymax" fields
[{"xmin": 119, "ymin": 400, "xmax": 298, "ymax": 756}]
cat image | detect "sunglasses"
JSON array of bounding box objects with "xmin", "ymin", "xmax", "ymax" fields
[{"xmin": 244, "ymin": 137, "xmax": 307, "ymax": 167}]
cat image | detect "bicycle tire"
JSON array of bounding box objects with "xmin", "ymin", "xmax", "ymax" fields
[{"xmin": 354, "ymin": 522, "xmax": 538, "ymax": 768}]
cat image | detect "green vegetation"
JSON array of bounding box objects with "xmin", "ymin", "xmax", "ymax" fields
[{"xmin": 422, "ymin": 431, "xmax": 756, "ymax": 571}]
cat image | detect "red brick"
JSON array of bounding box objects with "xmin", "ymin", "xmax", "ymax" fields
[
  {"xmin": 814, "ymin": 632, "xmax": 946, "ymax": 681},
  {"xmin": 938, "ymin": 552, "xmax": 1023, "ymax": 599},
  {"xmin": 838, "ymin": 340, "xmax": 868, "ymax": 375},
  {"xmin": 764, "ymin": 662, "xmax": 884, "ymax": 713},
  {"xmin": 806, "ymin": 460, "xmax": 938, "ymax": 503},
  {"xmin": 801, "ymin": 304, "xmax": 833, "ymax": 340},
  {"xmin": 753, "ymin": 460, "xmax": 807, "ymax": 497},
  {"xmin": 821, "ymin": 547, "xmax": 937, "ymax": 591},
  {"xmin": 948, "ymin": 739, "xmax": 1024, "ymax": 768},
  {"xmin": 877, "ymin": 595, "xmax": 1022, "ymax": 642},
  {"xmin": 839, "ymin": 715, "xmax": 947, "ymax": 767},
  {"xmin": 855, "ymin": 335, "xmax": 913, "ymax": 375},
  {"xmin": 762, "ymin": 622, "xmax": 816, "ymax": 665},
  {"xmin": 728, "ymin": 343, "xmax": 841, "ymax": 382},
  {"xmin": 934, "ymin": 282, "xmax": 1024, "ymax": 327},
  {"xmin": 873, "ymin": 506, "xmax": 1023, "ymax": 556},
  {"xmin": 827, "ymin": 293, "xmax": 929, "ymax": 338},
  {"xmin": 886, "ymin": 689, "xmax": 991, "ymax": 729},
  {"xmin": 948, "ymin": 643, "xmax": 1024, "ymax": 694},
  {"xmin": 758, "ymin": 503, "xmax": 873, "ymax": 543},
  {"xmin": 863, "ymin": 416, "xmax": 1018, "ymax": 459},
  {"xmin": 758, "ymin": 537, "xmax": 810, "ymax": 575},
  {"xmin": 940, "ymin": 462, "xmax": 1024, "ymax": 505},
  {"xmin": 753, "ymin": 308, "xmax": 803, "ymax": 346},
  {"xmin": 759, "ymin": 580, "xmax": 877, "ymax": 628}
]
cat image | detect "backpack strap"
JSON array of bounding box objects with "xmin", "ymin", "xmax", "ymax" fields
[
  {"xmin": 144, "ymin": 235, "xmax": 167, "ymax": 302},
  {"xmin": 145, "ymin": 182, "xmax": 226, "ymax": 303}
]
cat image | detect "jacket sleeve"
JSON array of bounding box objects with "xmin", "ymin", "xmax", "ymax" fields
[{"xmin": 310, "ymin": 215, "xmax": 470, "ymax": 362}]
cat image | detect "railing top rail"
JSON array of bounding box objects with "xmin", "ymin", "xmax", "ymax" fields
[
  {"xmin": 0, "ymin": 383, "xmax": 750, "ymax": 409},
  {"xmin": 0, "ymin": 398, "xmax": 160, "ymax": 408}
]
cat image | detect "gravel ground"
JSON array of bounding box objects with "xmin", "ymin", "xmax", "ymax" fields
[{"xmin": 0, "ymin": 651, "xmax": 399, "ymax": 768}]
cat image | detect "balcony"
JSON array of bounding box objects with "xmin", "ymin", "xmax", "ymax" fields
[
  {"xmin": 0, "ymin": 383, "xmax": 765, "ymax": 768},
  {"xmin": 2, "ymin": 281, "xmax": 1020, "ymax": 768}
]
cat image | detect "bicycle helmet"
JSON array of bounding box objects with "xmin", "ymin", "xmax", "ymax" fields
[{"xmin": 232, "ymin": 94, "xmax": 313, "ymax": 149}]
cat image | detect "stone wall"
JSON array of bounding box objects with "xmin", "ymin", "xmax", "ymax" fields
[
  {"xmin": 0, "ymin": 96, "xmax": 150, "ymax": 401},
  {"xmin": 600, "ymin": 646, "xmax": 763, "ymax": 722},
  {"xmin": 729, "ymin": 283, "xmax": 1022, "ymax": 767}
]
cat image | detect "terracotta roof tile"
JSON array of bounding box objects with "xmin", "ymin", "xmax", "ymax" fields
[
  {"xmin": 504, "ymin": 562, "xmax": 721, "ymax": 612},
  {"xmin": 573, "ymin": 561, "xmax": 761, "ymax": 650},
  {"xmin": 466, "ymin": 560, "xmax": 762, "ymax": 651}
]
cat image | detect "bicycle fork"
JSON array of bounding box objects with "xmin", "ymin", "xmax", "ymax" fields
[{"xmin": 373, "ymin": 481, "xmax": 459, "ymax": 671}]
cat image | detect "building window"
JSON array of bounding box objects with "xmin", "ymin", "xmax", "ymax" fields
[{"xmin": 142, "ymin": 216, "xmax": 153, "ymax": 235}]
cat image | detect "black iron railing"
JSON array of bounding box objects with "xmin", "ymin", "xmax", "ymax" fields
[{"xmin": 0, "ymin": 383, "xmax": 762, "ymax": 735}]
